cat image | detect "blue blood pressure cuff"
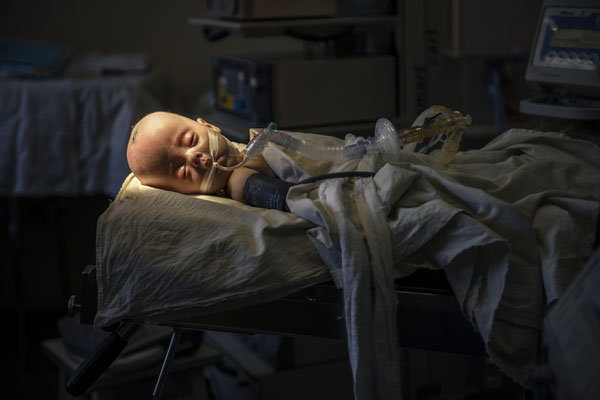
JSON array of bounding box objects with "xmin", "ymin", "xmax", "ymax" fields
[{"xmin": 244, "ymin": 173, "xmax": 294, "ymax": 211}]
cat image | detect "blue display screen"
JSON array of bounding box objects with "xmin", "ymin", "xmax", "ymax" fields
[
  {"xmin": 543, "ymin": 12, "xmax": 600, "ymax": 53},
  {"xmin": 550, "ymin": 28, "xmax": 600, "ymax": 49}
]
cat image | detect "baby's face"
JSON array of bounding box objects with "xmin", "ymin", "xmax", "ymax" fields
[{"xmin": 127, "ymin": 112, "xmax": 241, "ymax": 194}]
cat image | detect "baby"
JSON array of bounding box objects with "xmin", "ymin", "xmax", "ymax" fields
[{"xmin": 127, "ymin": 111, "xmax": 288, "ymax": 208}]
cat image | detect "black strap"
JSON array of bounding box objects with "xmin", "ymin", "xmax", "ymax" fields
[
  {"xmin": 244, "ymin": 171, "xmax": 376, "ymax": 210},
  {"xmin": 244, "ymin": 173, "xmax": 294, "ymax": 211}
]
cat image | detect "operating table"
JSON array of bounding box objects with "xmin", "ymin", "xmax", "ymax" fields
[{"xmin": 63, "ymin": 125, "xmax": 600, "ymax": 397}]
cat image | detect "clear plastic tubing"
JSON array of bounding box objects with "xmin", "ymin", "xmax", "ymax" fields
[
  {"xmin": 215, "ymin": 112, "xmax": 471, "ymax": 171},
  {"xmin": 255, "ymin": 122, "xmax": 399, "ymax": 161}
]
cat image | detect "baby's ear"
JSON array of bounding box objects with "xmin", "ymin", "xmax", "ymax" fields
[{"xmin": 196, "ymin": 117, "xmax": 222, "ymax": 134}]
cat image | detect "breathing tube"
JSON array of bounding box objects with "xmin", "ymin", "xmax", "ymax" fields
[
  {"xmin": 197, "ymin": 126, "xmax": 243, "ymax": 194},
  {"xmin": 213, "ymin": 108, "xmax": 472, "ymax": 172}
]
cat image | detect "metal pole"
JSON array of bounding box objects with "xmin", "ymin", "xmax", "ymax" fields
[{"xmin": 153, "ymin": 328, "xmax": 182, "ymax": 399}]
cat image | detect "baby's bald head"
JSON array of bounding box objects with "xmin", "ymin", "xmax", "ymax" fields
[
  {"xmin": 126, "ymin": 111, "xmax": 174, "ymax": 182},
  {"xmin": 125, "ymin": 111, "xmax": 236, "ymax": 194}
]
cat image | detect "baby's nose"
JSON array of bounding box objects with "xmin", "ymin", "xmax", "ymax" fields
[
  {"xmin": 200, "ymin": 157, "xmax": 212, "ymax": 169},
  {"xmin": 189, "ymin": 152, "xmax": 211, "ymax": 169}
]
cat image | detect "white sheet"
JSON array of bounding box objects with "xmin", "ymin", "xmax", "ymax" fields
[
  {"xmin": 262, "ymin": 128, "xmax": 600, "ymax": 396},
  {"xmin": 95, "ymin": 174, "xmax": 331, "ymax": 327}
]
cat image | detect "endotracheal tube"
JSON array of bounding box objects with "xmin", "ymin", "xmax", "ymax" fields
[{"xmin": 214, "ymin": 109, "xmax": 472, "ymax": 172}]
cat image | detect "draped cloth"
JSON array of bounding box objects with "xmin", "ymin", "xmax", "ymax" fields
[{"xmin": 263, "ymin": 128, "xmax": 600, "ymax": 399}]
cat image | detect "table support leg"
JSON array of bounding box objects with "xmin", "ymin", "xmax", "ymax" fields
[{"xmin": 153, "ymin": 327, "xmax": 182, "ymax": 399}]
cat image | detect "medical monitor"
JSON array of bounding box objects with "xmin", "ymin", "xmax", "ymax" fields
[{"xmin": 526, "ymin": 0, "xmax": 600, "ymax": 98}]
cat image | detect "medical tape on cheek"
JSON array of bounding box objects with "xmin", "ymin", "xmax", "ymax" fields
[{"xmin": 198, "ymin": 127, "xmax": 220, "ymax": 194}]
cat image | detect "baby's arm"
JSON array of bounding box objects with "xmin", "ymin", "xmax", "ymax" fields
[
  {"xmin": 227, "ymin": 154, "xmax": 273, "ymax": 202},
  {"xmin": 227, "ymin": 153, "xmax": 276, "ymax": 202},
  {"xmin": 227, "ymin": 167, "xmax": 259, "ymax": 204}
]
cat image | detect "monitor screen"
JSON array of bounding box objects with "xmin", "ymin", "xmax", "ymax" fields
[{"xmin": 549, "ymin": 28, "xmax": 600, "ymax": 50}]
